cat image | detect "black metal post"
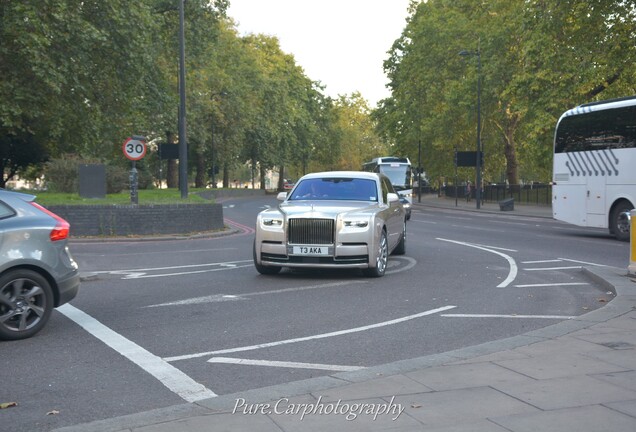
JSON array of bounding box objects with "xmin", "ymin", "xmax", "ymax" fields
[
  {"xmin": 178, "ymin": 0, "xmax": 188, "ymax": 198},
  {"xmin": 459, "ymin": 46, "xmax": 483, "ymax": 209},
  {"xmin": 476, "ymin": 48, "xmax": 482, "ymax": 209}
]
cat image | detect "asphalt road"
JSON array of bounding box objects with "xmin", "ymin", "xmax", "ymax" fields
[{"xmin": 1, "ymin": 196, "xmax": 629, "ymax": 432}]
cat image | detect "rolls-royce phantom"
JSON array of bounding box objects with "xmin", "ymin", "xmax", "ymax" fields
[{"xmin": 254, "ymin": 171, "xmax": 407, "ymax": 277}]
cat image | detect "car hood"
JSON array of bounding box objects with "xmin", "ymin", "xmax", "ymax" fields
[{"xmin": 277, "ymin": 200, "xmax": 380, "ymax": 218}]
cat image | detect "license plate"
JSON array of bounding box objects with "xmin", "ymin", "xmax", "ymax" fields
[{"xmin": 292, "ymin": 246, "xmax": 328, "ymax": 256}]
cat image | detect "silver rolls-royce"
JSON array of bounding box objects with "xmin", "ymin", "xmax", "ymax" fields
[{"xmin": 254, "ymin": 171, "xmax": 407, "ymax": 277}]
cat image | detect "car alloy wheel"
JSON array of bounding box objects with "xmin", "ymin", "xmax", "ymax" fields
[
  {"xmin": 0, "ymin": 270, "xmax": 53, "ymax": 340},
  {"xmin": 364, "ymin": 231, "xmax": 388, "ymax": 277}
]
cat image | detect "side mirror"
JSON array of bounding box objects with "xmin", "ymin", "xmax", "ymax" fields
[
  {"xmin": 277, "ymin": 192, "xmax": 287, "ymax": 201},
  {"xmin": 387, "ymin": 192, "xmax": 399, "ymax": 203}
]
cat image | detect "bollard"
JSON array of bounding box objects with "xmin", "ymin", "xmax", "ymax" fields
[{"xmin": 630, "ymin": 210, "xmax": 636, "ymax": 276}]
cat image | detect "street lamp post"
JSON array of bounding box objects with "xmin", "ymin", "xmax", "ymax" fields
[
  {"xmin": 178, "ymin": 0, "xmax": 188, "ymax": 198},
  {"xmin": 459, "ymin": 47, "xmax": 482, "ymax": 209},
  {"xmin": 210, "ymin": 91, "xmax": 228, "ymax": 188}
]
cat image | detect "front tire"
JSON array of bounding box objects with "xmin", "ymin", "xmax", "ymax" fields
[
  {"xmin": 363, "ymin": 230, "xmax": 388, "ymax": 278},
  {"xmin": 253, "ymin": 241, "xmax": 282, "ymax": 275},
  {"xmin": 610, "ymin": 200, "xmax": 633, "ymax": 242},
  {"xmin": 0, "ymin": 269, "xmax": 54, "ymax": 340},
  {"xmin": 393, "ymin": 220, "xmax": 406, "ymax": 255}
]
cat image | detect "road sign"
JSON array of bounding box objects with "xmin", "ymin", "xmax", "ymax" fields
[{"xmin": 123, "ymin": 136, "xmax": 147, "ymax": 161}]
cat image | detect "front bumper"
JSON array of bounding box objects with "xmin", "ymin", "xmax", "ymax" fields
[{"xmin": 259, "ymin": 242, "xmax": 370, "ymax": 268}]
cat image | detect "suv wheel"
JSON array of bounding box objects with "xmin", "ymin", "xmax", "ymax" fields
[{"xmin": 0, "ymin": 269, "xmax": 53, "ymax": 340}]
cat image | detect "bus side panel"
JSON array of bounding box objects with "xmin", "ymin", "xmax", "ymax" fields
[
  {"xmin": 553, "ymin": 184, "xmax": 588, "ymax": 226},
  {"xmin": 553, "ymin": 153, "xmax": 588, "ymax": 226},
  {"xmin": 606, "ymin": 147, "xmax": 636, "ymax": 223}
]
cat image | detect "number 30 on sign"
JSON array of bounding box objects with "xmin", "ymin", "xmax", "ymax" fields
[{"xmin": 123, "ymin": 136, "xmax": 147, "ymax": 161}]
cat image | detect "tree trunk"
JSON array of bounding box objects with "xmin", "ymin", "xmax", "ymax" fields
[
  {"xmin": 166, "ymin": 131, "xmax": 178, "ymax": 188},
  {"xmin": 194, "ymin": 147, "xmax": 205, "ymax": 188},
  {"xmin": 260, "ymin": 165, "xmax": 267, "ymax": 190},
  {"xmin": 503, "ymin": 131, "xmax": 518, "ymax": 186},
  {"xmin": 278, "ymin": 165, "xmax": 285, "ymax": 191},
  {"xmin": 223, "ymin": 165, "xmax": 229, "ymax": 188},
  {"xmin": 495, "ymin": 106, "xmax": 520, "ymax": 186}
]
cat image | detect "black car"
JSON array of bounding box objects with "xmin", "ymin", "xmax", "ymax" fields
[{"xmin": 399, "ymin": 197, "xmax": 411, "ymax": 220}]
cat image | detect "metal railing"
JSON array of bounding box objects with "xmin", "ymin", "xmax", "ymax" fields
[{"xmin": 436, "ymin": 184, "xmax": 552, "ymax": 206}]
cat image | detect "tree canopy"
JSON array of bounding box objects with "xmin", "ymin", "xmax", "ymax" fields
[
  {"xmin": 2, "ymin": 0, "xmax": 635, "ymax": 189},
  {"xmin": 376, "ymin": 0, "xmax": 636, "ymax": 185}
]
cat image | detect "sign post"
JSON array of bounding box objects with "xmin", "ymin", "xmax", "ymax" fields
[{"xmin": 123, "ymin": 136, "xmax": 147, "ymax": 204}]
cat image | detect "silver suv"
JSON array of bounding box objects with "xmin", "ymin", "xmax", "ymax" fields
[{"xmin": 0, "ymin": 189, "xmax": 80, "ymax": 340}]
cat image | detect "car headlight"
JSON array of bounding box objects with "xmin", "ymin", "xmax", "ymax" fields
[
  {"xmin": 262, "ymin": 218, "xmax": 283, "ymax": 226},
  {"xmin": 343, "ymin": 220, "xmax": 369, "ymax": 228}
]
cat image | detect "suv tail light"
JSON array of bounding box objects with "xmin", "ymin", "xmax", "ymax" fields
[{"xmin": 29, "ymin": 202, "xmax": 70, "ymax": 241}]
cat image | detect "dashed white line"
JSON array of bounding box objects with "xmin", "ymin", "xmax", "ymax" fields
[
  {"xmin": 207, "ymin": 357, "xmax": 365, "ymax": 372},
  {"xmin": 57, "ymin": 304, "xmax": 216, "ymax": 402}
]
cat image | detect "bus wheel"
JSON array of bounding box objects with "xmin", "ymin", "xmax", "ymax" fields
[{"xmin": 610, "ymin": 200, "xmax": 633, "ymax": 242}]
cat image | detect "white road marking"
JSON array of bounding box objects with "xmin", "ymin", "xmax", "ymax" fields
[
  {"xmin": 436, "ymin": 238, "xmax": 518, "ymax": 288},
  {"xmin": 92, "ymin": 260, "xmax": 253, "ymax": 279},
  {"xmin": 442, "ymin": 313, "xmax": 574, "ymax": 319},
  {"xmin": 147, "ymin": 281, "xmax": 365, "ymax": 308},
  {"xmin": 57, "ymin": 304, "xmax": 217, "ymax": 402},
  {"xmin": 147, "ymin": 294, "xmax": 248, "ymax": 307},
  {"xmin": 93, "ymin": 260, "xmax": 253, "ymax": 274},
  {"xmin": 514, "ymin": 282, "xmax": 589, "ymax": 288},
  {"xmin": 207, "ymin": 357, "xmax": 365, "ymax": 372},
  {"xmin": 411, "ymin": 220, "xmax": 437, "ymax": 224},
  {"xmin": 524, "ymin": 266, "xmax": 582, "ymax": 271},
  {"xmin": 147, "ymin": 257, "xmax": 416, "ymax": 308},
  {"xmin": 164, "ymin": 305, "xmax": 457, "ymax": 362},
  {"xmin": 491, "ymin": 221, "xmax": 529, "ymax": 226},
  {"xmin": 457, "ymin": 242, "xmax": 517, "ymax": 252},
  {"xmin": 521, "ymin": 260, "xmax": 563, "ymax": 264},
  {"xmin": 558, "ymin": 258, "xmax": 608, "ymax": 267}
]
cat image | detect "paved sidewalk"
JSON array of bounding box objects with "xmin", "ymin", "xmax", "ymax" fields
[{"xmin": 54, "ymin": 199, "xmax": 636, "ymax": 432}]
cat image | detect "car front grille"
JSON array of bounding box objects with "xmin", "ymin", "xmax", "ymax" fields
[{"xmin": 288, "ymin": 218, "xmax": 334, "ymax": 245}]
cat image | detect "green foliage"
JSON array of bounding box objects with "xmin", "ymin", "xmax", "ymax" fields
[
  {"xmin": 32, "ymin": 189, "xmax": 209, "ymax": 206},
  {"xmin": 44, "ymin": 156, "xmax": 154, "ymax": 194},
  {"xmin": 4, "ymin": 0, "xmax": 634, "ymax": 190},
  {"xmin": 376, "ymin": 0, "xmax": 636, "ymax": 185},
  {"xmin": 44, "ymin": 157, "xmax": 83, "ymax": 193}
]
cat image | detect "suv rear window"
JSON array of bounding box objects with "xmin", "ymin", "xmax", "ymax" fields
[{"xmin": 0, "ymin": 201, "xmax": 16, "ymax": 220}]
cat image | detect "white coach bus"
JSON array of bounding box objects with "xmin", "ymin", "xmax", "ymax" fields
[
  {"xmin": 552, "ymin": 96, "xmax": 635, "ymax": 240},
  {"xmin": 362, "ymin": 157, "xmax": 413, "ymax": 203}
]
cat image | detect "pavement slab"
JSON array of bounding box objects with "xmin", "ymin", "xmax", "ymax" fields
[
  {"xmin": 404, "ymin": 362, "xmax": 534, "ymax": 391},
  {"xmin": 493, "ymin": 375, "xmax": 636, "ymax": 411},
  {"xmin": 393, "ymin": 386, "xmax": 539, "ymax": 427},
  {"xmin": 490, "ymin": 404, "xmax": 636, "ymax": 432}
]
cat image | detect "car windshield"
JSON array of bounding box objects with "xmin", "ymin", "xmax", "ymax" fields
[{"xmin": 289, "ymin": 178, "xmax": 378, "ymax": 202}]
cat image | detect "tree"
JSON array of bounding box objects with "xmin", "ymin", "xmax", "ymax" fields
[
  {"xmin": 0, "ymin": 130, "xmax": 48, "ymax": 188},
  {"xmin": 376, "ymin": 0, "xmax": 636, "ymax": 186}
]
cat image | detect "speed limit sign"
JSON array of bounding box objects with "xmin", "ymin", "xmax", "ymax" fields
[{"xmin": 123, "ymin": 136, "xmax": 147, "ymax": 161}]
